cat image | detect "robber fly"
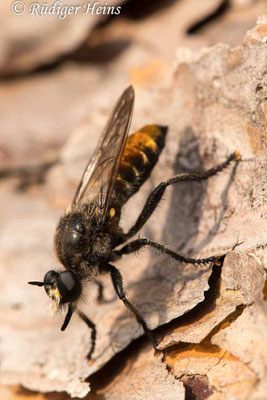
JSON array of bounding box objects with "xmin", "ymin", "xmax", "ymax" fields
[{"xmin": 29, "ymin": 86, "xmax": 241, "ymax": 359}]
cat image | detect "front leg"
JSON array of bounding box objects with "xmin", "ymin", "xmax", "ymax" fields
[
  {"xmin": 104, "ymin": 263, "xmax": 158, "ymax": 350},
  {"xmin": 114, "ymin": 238, "xmax": 218, "ymax": 265}
]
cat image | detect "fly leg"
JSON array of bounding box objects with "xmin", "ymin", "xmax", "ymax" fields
[
  {"xmin": 103, "ymin": 263, "xmax": 159, "ymax": 351},
  {"xmin": 77, "ymin": 311, "xmax": 97, "ymax": 360},
  {"xmin": 114, "ymin": 238, "xmax": 217, "ymax": 265},
  {"xmin": 119, "ymin": 151, "xmax": 241, "ymax": 243}
]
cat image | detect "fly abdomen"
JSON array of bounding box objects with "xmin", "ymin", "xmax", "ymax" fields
[{"xmin": 114, "ymin": 125, "xmax": 167, "ymax": 206}]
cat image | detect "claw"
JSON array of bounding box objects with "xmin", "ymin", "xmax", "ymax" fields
[{"xmin": 233, "ymin": 150, "xmax": 242, "ymax": 161}]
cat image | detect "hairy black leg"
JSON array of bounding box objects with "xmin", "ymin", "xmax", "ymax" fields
[
  {"xmin": 120, "ymin": 151, "xmax": 240, "ymax": 243},
  {"xmin": 115, "ymin": 238, "xmax": 218, "ymax": 265},
  {"xmin": 61, "ymin": 304, "xmax": 76, "ymax": 331},
  {"xmin": 78, "ymin": 310, "xmax": 97, "ymax": 360},
  {"xmin": 105, "ymin": 263, "xmax": 158, "ymax": 350},
  {"xmin": 94, "ymin": 279, "xmax": 104, "ymax": 303}
]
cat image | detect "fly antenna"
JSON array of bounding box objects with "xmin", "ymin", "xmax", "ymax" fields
[{"xmin": 28, "ymin": 281, "xmax": 44, "ymax": 287}]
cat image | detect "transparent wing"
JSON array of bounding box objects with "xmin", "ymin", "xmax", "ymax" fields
[{"xmin": 72, "ymin": 86, "xmax": 134, "ymax": 222}]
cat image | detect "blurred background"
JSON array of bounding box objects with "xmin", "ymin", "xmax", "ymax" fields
[{"xmin": 0, "ymin": 0, "xmax": 266, "ymax": 175}]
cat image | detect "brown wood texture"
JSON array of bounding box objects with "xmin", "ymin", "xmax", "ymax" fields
[{"xmin": 0, "ymin": 2, "xmax": 266, "ymax": 399}]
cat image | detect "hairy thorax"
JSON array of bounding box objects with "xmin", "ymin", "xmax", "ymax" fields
[{"xmin": 54, "ymin": 204, "xmax": 120, "ymax": 274}]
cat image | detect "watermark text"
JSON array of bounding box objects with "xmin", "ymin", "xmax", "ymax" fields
[{"xmin": 12, "ymin": 1, "xmax": 121, "ymax": 19}]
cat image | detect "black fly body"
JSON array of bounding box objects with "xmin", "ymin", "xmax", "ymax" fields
[{"xmin": 29, "ymin": 86, "xmax": 241, "ymax": 360}]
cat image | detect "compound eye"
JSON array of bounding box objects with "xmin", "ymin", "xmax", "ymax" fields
[
  {"xmin": 44, "ymin": 270, "xmax": 58, "ymax": 284},
  {"xmin": 57, "ymin": 270, "xmax": 81, "ymax": 303}
]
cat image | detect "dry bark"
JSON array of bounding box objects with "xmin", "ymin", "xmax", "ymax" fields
[{"xmin": 0, "ymin": 4, "xmax": 266, "ymax": 400}]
